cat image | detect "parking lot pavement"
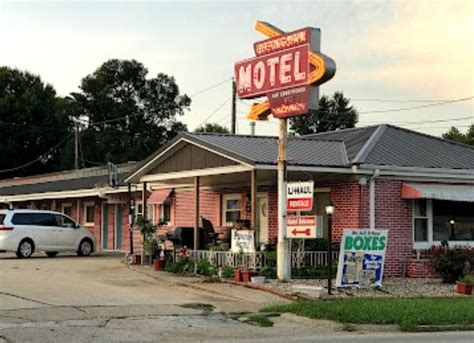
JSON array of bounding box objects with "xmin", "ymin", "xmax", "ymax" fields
[{"xmin": 0, "ymin": 251, "xmax": 330, "ymax": 342}]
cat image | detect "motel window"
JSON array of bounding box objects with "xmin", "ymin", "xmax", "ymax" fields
[
  {"xmin": 135, "ymin": 202, "xmax": 144, "ymax": 219},
  {"xmin": 160, "ymin": 199, "xmax": 171, "ymax": 224},
  {"xmin": 62, "ymin": 204, "xmax": 72, "ymax": 218},
  {"xmin": 84, "ymin": 203, "xmax": 95, "ymax": 225},
  {"xmin": 433, "ymin": 200, "xmax": 474, "ymax": 241},
  {"xmin": 413, "ymin": 199, "xmax": 429, "ymax": 242},
  {"xmin": 147, "ymin": 204, "xmax": 155, "ymax": 224},
  {"xmin": 222, "ymin": 194, "xmax": 242, "ymax": 226}
]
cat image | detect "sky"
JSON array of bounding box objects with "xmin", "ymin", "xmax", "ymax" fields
[{"xmin": 0, "ymin": 0, "xmax": 472, "ymax": 137}]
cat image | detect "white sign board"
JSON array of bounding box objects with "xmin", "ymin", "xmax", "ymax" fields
[
  {"xmin": 231, "ymin": 229, "xmax": 255, "ymax": 253},
  {"xmin": 336, "ymin": 229, "xmax": 388, "ymax": 288},
  {"xmin": 287, "ymin": 215, "xmax": 321, "ymax": 239},
  {"xmin": 287, "ymin": 181, "xmax": 314, "ymax": 211}
]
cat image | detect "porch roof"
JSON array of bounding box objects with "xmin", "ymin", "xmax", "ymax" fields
[{"xmin": 402, "ymin": 183, "xmax": 474, "ymax": 203}]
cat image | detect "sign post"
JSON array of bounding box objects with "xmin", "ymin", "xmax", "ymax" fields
[{"xmin": 234, "ymin": 21, "xmax": 336, "ymax": 281}]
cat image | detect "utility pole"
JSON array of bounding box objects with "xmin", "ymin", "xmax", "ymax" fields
[
  {"xmin": 277, "ymin": 118, "xmax": 290, "ymax": 281},
  {"xmin": 74, "ymin": 121, "xmax": 80, "ymax": 170},
  {"xmin": 231, "ymin": 78, "xmax": 236, "ymax": 134}
]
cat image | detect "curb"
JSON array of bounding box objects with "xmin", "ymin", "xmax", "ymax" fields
[{"xmin": 226, "ymin": 280, "xmax": 316, "ymax": 301}]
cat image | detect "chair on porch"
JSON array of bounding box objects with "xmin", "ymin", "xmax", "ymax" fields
[{"xmin": 201, "ymin": 216, "xmax": 218, "ymax": 246}]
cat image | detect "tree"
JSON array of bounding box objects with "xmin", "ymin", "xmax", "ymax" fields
[
  {"xmin": 0, "ymin": 67, "xmax": 72, "ymax": 178},
  {"xmin": 68, "ymin": 59, "xmax": 190, "ymax": 166},
  {"xmin": 194, "ymin": 122, "xmax": 229, "ymax": 134},
  {"xmin": 442, "ymin": 125, "xmax": 474, "ymax": 145},
  {"xmin": 290, "ymin": 91, "xmax": 358, "ymax": 135}
]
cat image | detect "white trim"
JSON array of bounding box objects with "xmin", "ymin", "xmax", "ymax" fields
[
  {"xmin": 222, "ymin": 193, "xmax": 243, "ymax": 227},
  {"xmin": 126, "ymin": 136, "xmax": 254, "ymax": 183},
  {"xmin": 139, "ymin": 165, "xmax": 253, "ymax": 182},
  {"xmin": 256, "ymin": 164, "xmax": 362, "ymax": 174}
]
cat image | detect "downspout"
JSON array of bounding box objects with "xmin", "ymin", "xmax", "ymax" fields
[{"xmin": 369, "ymin": 169, "xmax": 380, "ymax": 230}]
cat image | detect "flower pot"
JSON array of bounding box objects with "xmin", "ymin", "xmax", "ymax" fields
[
  {"xmin": 234, "ymin": 269, "xmax": 242, "ymax": 282},
  {"xmin": 456, "ymin": 282, "xmax": 473, "ymax": 295},
  {"xmin": 153, "ymin": 259, "xmax": 166, "ymax": 271},
  {"xmin": 241, "ymin": 271, "xmax": 259, "ymax": 283},
  {"xmin": 131, "ymin": 254, "xmax": 141, "ymax": 265}
]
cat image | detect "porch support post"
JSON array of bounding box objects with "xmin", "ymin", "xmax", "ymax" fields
[
  {"xmin": 194, "ymin": 176, "xmax": 200, "ymax": 251},
  {"xmin": 277, "ymin": 118, "xmax": 290, "ymax": 281},
  {"xmin": 141, "ymin": 181, "xmax": 147, "ymax": 265},
  {"xmin": 250, "ymin": 169, "xmax": 257, "ymax": 237}
]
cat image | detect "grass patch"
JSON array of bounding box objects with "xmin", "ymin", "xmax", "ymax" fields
[
  {"xmin": 243, "ymin": 314, "xmax": 274, "ymax": 327},
  {"xmin": 261, "ymin": 298, "xmax": 474, "ymax": 330}
]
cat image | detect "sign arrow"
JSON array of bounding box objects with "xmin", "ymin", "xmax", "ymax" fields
[{"xmin": 291, "ymin": 228, "xmax": 311, "ymax": 236}]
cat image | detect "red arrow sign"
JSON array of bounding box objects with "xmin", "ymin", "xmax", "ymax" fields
[{"xmin": 291, "ymin": 228, "xmax": 311, "ymax": 236}]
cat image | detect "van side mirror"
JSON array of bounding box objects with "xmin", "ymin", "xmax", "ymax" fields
[{"xmin": 76, "ymin": 224, "xmax": 81, "ymax": 229}]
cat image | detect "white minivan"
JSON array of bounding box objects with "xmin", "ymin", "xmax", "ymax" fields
[{"xmin": 0, "ymin": 209, "xmax": 96, "ymax": 258}]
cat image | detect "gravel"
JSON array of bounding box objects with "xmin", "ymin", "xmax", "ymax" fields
[{"xmin": 259, "ymin": 277, "xmax": 460, "ymax": 299}]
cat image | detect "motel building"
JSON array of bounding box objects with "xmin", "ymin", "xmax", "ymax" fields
[{"xmin": 1, "ymin": 124, "xmax": 473, "ymax": 278}]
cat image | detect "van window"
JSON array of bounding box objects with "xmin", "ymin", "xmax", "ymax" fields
[
  {"xmin": 55, "ymin": 214, "xmax": 76, "ymax": 228},
  {"xmin": 0, "ymin": 214, "xmax": 5, "ymax": 225},
  {"xmin": 12, "ymin": 213, "xmax": 57, "ymax": 226}
]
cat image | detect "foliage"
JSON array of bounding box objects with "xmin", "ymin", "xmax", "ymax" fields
[
  {"xmin": 136, "ymin": 216, "xmax": 157, "ymax": 238},
  {"xmin": 196, "ymin": 258, "xmax": 216, "ymax": 277},
  {"xmin": 165, "ymin": 257, "xmax": 195, "ymax": 274},
  {"xmin": 221, "ymin": 266, "xmax": 235, "ymax": 278},
  {"xmin": 65, "ymin": 59, "xmax": 190, "ymax": 166},
  {"xmin": 262, "ymin": 298, "xmax": 474, "ymax": 330},
  {"xmin": 303, "ymin": 239, "xmax": 328, "ymax": 251},
  {"xmin": 290, "ymin": 91, "xmax": 358, "ymax": 136},
  {"xmin": 459, "ymin": 274, "xmax": 474, "ymax": 285},
  {"xmin": 142, "ymin": 237, "xmax": 161, "ymax": 258},
  {"xmin": 0, "ymin": 66, "xmax": 72, "ymax": 178},
  {"xmin": 442, "ymin": 124, "xmax": 474, "ymax": 145},
  {"xmin": 243, "ymin": 314, "xmax": 274, "ymax": 327},
  {"xmin": 429, "ymin": 245, "xmax": 474, "ymax": 283},
  {"xmin": 194, "ymin": 122, "xmax": 229, "ymax": 134},
  {"xmin": 259, "ymin": 266, "xmax": 276, "ymax": 279}
]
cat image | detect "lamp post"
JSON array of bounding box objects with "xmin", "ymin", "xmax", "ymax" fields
[
  {"xmin": 325, "ymin": 201, "xmax": 335, "ymax": 295},
  {"xmin": 449, "ymin": 219, "xmax": 455, "ymax": 241}
]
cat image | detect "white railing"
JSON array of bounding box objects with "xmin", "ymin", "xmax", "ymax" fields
[{"xmin": 182, "ymin": 250, "xmax": 339, "ymax": 270}]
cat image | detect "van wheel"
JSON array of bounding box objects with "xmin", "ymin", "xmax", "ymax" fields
[
  {"xmin": 46, "ymin": 252, "xmax": 58, "ymax": 258},
  {"xmin": 17, "ymin": 239, "xmax": 35, "ymax": 258},
  {"xmin": 78, "ymin": 239, "xmax": 93, "ymax": 256}
]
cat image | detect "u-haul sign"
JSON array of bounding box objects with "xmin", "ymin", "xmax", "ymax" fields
[{"xmin": 287, "ymin": 181, "xmax": 314, "ymax": 211}]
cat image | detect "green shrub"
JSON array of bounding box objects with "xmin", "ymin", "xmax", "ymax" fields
[
  {"xmin": 222, "ymin": 266, "xmax": 235, "ymax": 278},
  {"xmin": 165, "ymin": 257, "xmax": 194, "ymax": 274},
  {"xmin": 197, "ymin": 258, "xmax": 215, "ymax": 277},
  {"xmin": 429, "ymin": 245, "xmax": 474, "ymax": 283},
  {"xmin": 459, "ymin": 274, "xmax": 474, "ymax": 285}
]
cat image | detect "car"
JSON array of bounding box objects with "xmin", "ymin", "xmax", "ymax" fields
[{"xmin": 0, "ymin": 209, "xmax": 96, "ymax": 258}]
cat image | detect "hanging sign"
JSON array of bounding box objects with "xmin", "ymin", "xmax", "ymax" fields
[
  {"xmin": 234, "ymin": 21, "xmax": 336, "ymax": 119},
  {"xmin": 336, "ymin": 229, "xmax": 389, "ymax": 288},
  {"xmin": 287, "ymin": 181, "xmax": 314, "ymax": 211},
  {"xmin": 287, "ymin": 215, "xmax": 322, "ymax": 239}
]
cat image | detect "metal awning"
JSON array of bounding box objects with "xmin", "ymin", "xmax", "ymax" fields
[
  {"xmin": 148, "ymin": 188, "xmax": 172, "ymax": 205},
  {"xmin": 402, "ymin": 183, "xmax": 474, "ymax": 202}
]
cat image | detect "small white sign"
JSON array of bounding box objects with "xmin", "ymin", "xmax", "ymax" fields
[
  {"xmin": 287, "ymin": 215, "xmax": 318, "ymax": 239},
  {"xmin": 287, "ymin": 181, "xmax": 314, "ymax": 211},
  {"xmin": 231, "ymin": 229, "xmax": 255, "ymax": 253}
]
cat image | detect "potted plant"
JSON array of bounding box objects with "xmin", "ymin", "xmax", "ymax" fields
[
  {"xmin": 456, "ymin": 274, "xmax": 474, "ymax": 295},
  {"xmin": 241, "ymin": 268, "xmax": 259, "ymax": 282},
  {"xmin": 136, "ymin": 217, "xmax": 157, "ymax": 265}
]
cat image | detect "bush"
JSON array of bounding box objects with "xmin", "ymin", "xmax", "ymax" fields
[
  {"xmin": 196, "ymin": 258, "xmax": 216, "ymax": 277},
  {"xmin": 429, "ymin": 245, "xmax": 474, "ymax": 283},
  {"xmin": 165, "ymin": 257, "xmax": 194, "ymax": 274},
  {"xmin": 222, "ymin": 266, "xmax": 234, "ymax": 278}
]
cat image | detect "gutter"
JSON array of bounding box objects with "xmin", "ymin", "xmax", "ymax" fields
[{"xmin": 369, "ymin": 169, "xmax": 380, "ymax": 230}]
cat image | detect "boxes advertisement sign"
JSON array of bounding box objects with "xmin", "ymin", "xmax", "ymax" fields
[
  {"xmin": 336, "ymin": 229, "xmax": 388, "ymax": 288},
  {"xmin": 287, "ymin": 215, "xmax": 323, "ymax": 239},
  {"xmin": 287, "ymin": 181, "xmax": 314, "ymax": 211}
]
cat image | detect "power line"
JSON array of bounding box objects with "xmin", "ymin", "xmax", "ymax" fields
[
  {"xmin": 189, "ymin": 77, "xmax": 232, "ymax": 98},
  {"xmin": 352, "ymin": 98, "xmax": 472, "ymax": 103},
  {"xmin": 358, "ymin": 96, "xmax": 473, "ymax": 115},
  {"xmin": 360, "ymin": 115, "xmax": 473, "ymax": 126},
  {"xmin": 0, "ymin": 120, "xmax": 70, "ymax": 132},
  {"xmin": 195, "ymin": 96, "xmax": 231, "ymax": 129},
  {"xmin": 0, "ymin": 133, "xmax": 73, "ymax": 174}
]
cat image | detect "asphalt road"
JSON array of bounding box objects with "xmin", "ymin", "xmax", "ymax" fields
[{"xmin": 0, "ymin": 252, "xmax": 472, "ymax": 342}]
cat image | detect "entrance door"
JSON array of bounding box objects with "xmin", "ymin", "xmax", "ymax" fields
[
  {"xmin": 256, "ymin": 194, "xmax": 269, "ymax": 244},
  {"xmin": 114, "ymin": 204, "xmax": 122, "ymax": 250},
  {"xmin": 102, "ymin": 204, "xmax": 108, "ymax": 250}
]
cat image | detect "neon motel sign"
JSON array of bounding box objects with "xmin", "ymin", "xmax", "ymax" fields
[{"xmin": 235, "ymin": 22, "xmax": 336, "ymax": 119}]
